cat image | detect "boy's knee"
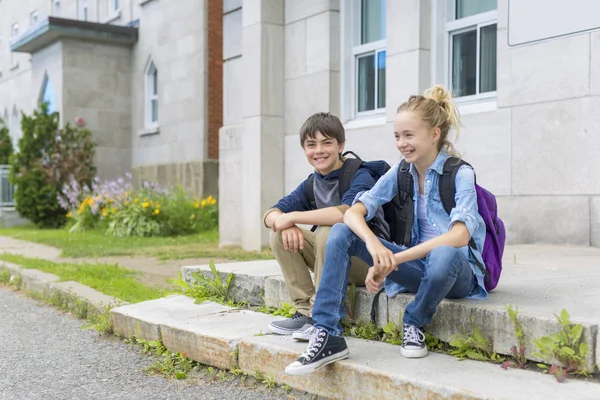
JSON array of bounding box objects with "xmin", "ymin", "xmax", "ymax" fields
[{"xmin": 314, "ymin": 226, "xmax": 332, "ymax": 246}]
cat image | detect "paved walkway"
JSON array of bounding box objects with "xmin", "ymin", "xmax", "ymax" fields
[{"xmin": 0, "ymin": 235, "xmax": 230, "ymax": 288}]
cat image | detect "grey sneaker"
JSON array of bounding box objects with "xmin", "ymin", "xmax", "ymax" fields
[
  {"xmin": 400, "ymin": 324, "xmax": 428, "ymax": 358},
  {"xmin": 268, "ymin": 311, "xmax": 313, "ymax": 335},
  {"xmin": 292, "ymin": 323, "xmax": 317, "ymax": 342}
]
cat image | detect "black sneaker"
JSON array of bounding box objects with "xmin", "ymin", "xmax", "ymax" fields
[
  {"xmin": 268, "ymin": 311, "xmax": 312, "ymax": 335},
  {"xmin": 400, "ymin": 324, "xmax": 428, "ymax": 358},
  {"xmin": 284, "ymin": 328, "xmax": 349, "ymax": 376}
]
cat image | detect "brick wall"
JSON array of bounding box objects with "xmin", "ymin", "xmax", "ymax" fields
[{"xmin": 207, "ymin": 0, "xmax": 223, "ymax": 160}]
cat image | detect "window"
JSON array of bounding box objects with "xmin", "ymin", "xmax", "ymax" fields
[
  {"xmin": 30, "ymin": 10, "xmax": 39, "ymax": 25},
  {"xmin": 352, "ymin": 0, "xmax": 386, "ymax": 115},
  {"xmin": 144, "ymin": 59, "xmax": 158, "ymax": 130},
  {"xmin": 109, "ymin": 0, "xmax": 120, "ymax": 14},
  {"xmin": 79, "ymin": 0, "xmax": 89, "ymax": 21},
  {"xmin": 10, "ymin": 24, "xmax": 18, "ymax": 68},
  {"xmin": 446, "ymin": 0, "xmax": 497, "ymax": 99},
  {"xmin": 40, "ymin": 73, "xmax": 57, "ymax": 114},
  {"xmin": 52, "ymin": 0, "xmax": 61, "ymax": 16}
]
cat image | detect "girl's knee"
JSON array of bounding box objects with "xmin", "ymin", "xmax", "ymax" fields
[{"xmin": 426, "ymin": 246, "xmax": 461, "ymax": 278}]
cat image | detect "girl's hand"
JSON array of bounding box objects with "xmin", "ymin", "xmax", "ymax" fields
[
  {"xmin": 365, "ymin": 236, "xmax": 398, "ymax": 277},
  {"xmin": 365, "ymin": 267, "xmax": 385, "ymax": 293}
]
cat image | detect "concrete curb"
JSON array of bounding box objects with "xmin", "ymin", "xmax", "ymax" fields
[
  {"xmin": 110, "ymin": 295, "xmax": 600, "ymax": 400},
  {"xmin": 186, "ymin": 263, "xmax": 600, "ymax": 371},
  {"xmin": 0, "ymin": 260, "xmax": 125, "ymax": 313}
]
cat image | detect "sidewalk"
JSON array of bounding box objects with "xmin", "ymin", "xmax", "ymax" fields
[{"xmin": 0, "ymin": 235, "xmax": 230, "ymax": 288}]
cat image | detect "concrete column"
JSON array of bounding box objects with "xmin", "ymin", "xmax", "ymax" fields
[
  {"xmin": 385, "ymin": 0, "xmax": 432, "ymax": 122},
  {"xmin": 240, "ymin": 0, "xmax": 285, "ymax": 250}
]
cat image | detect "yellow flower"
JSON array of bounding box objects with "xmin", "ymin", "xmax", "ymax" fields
[
  {"xmin": 208, "ymin": 197, "xmax": 216, "ymax": 205},
  {"xmin": 190, "ymin": 214, "xmax": 195, "ymax": 220},
  {"xmin": 87, "ymin": 198, "xmax": 94, "ymax": 206},
  {"xmin": 134, "ymin": 198, "xmax": 139, "ymax": 203},
  {"xmin": 142, "ymin": 202, "xmax": 149, "ymax": 208},
  {"xmin": 111, "ymin": 207, "xmax": 116, "ymax": 213},
  {"xmin": 66, "ymin": 212, "xmax": 72, "ymax": 218},
  {"xmin": 154, "ymin": 209, "xmax": 160, "ymax": 215},
  {"xmin": 102, "ymin": 212, "xmax": 108, "ymax": 217},
  {"xmin": 201, "ymin": 199, "xmax": 207, "ymax": 207}
]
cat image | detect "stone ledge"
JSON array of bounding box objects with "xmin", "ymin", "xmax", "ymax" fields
[
  {"xmin": 238, "ymin": 335, "xmax": 600, "ymax": 400},
  {"xmin": 182, "ymin": 260, "xmax": 282, "ymax": 305},
  {"xmin": 110, "ymin": 295, "xmax": 281, "ymax": 370}
]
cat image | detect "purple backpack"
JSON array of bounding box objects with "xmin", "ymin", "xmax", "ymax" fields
[{"xmin": 395, "ymin": 158, "xmax": 506, "ymax": 291}]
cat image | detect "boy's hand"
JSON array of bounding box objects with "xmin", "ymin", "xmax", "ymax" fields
[
  {"xmin": 281, "ymin": 226, "xmax": 305, "ymax": 252},
  {"xmin": 272, "ymin": 212, "xmax": 296, "ymax": 232},
  {"xmin": 365, "ymin": 267, "xmax": 384, "ymax": 293},
  {"xmin": 365, "ymin": 236, "xmax": 398, "ymax": 278}
]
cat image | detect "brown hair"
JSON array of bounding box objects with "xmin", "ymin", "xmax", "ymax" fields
[
  {"xmin": 299, "ymin": 112, "xmax": 345, "ymax": 147},
  {"xmin": 396, "ymin": 85, "xmax": 461, "ymax": 156}
]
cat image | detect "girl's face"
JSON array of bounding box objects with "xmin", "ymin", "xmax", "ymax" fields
[{"xmin": 394, "ymin": 111, "xmax": 440, "ymax": 165}]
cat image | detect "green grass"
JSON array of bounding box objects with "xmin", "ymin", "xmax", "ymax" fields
[
  {"xmin": 0, "ymin": 225, "xmax": 273, "ymax": 261},
  {"xmin": 0, "ymin": 253, "xmax": 167, "ymax": 303}
]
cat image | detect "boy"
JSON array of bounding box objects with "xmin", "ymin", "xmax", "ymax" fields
[{"xmin": 264, "ymin": 112, "xmax": 389, "ymax": 340}]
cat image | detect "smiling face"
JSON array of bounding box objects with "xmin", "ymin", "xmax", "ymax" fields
[
  {"xmin": 303, "ymin": 130, "xmax": 344, "ymax": 175},
  {"xmin": 394, "ymin": 110, "xmax": 440, "ymax": 168}
]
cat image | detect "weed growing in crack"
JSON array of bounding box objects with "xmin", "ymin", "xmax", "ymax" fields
[
  {"xmin": 449, "ymin": 325, "xmax": 504, "ymax": 363},
  {"xmin": 169, "ymin": 260, "xmax": 235, "ymax": 305},
  {"xmin": 502, "ymin": 305, "xmax": 527, "ymax": 370},
  {"xmin": 532, "ymin": 309, "xmax": 590, "ymax": 382}
]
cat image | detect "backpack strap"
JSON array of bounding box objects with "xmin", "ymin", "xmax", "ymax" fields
[
  {"xmin": 396, "ymin": 160, "xmax": 414, "ymax": 247},
  {"xmin": 439, "ymin": 157, "xmax": 487, "ymax": 278},
  {"xmin": 370, "ymin": 287, "xmax": 386, "ymax": 325},
  {"xmin": 303, "ymin": 173, "xmax": 318, "ymax": 232},
  {"xmin": 338, "ymin": 151, "xmax": 364, "ymax": 197}
]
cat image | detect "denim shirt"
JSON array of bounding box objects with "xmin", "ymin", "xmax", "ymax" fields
[{"xmin": 353, "ymin": 151, "xmax": 488, "ymax": 300}]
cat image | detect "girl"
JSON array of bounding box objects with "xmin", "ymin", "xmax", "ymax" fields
[{"xmin": 285, "ymin": 85, "xmax": 488, "ymax": 376}]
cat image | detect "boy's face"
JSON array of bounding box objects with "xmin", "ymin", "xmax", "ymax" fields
[{"xmin": 303, "ymin": 130, "xmax": 344, "ymax": 175}]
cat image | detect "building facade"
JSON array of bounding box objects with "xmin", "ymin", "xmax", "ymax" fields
[
  {"xmin": 0, "ymin": 0, "xmax": 221, "ymax": 196},
  {"xmin": 220, "ymin": 0, "xmax": 600, "ymax": 250},
  {"xmin": 2, "ymin": 0, "xmax": 598, "ymax": 250}
]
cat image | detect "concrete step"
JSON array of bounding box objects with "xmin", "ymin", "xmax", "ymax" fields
[
  {"xmin": 181, "ymin": 248, "xmax": 600, "ymax": 370},
  {"xmin": 110, "ymin": 295, "xmax": 600, "ymax": 400},
  {"xmin": 181, "ymin": 260, "xmax": 282, "ymax": 306}
]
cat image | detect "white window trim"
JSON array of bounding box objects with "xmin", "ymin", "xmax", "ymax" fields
[
  {"xmin": 142, "ymin": 58, "xmax": 159, "ymax": 135},
  {"xmin": 436, "ymin": 1, "xmax": 498, "ymax": 103},
  {"xmin": 341, "ymin": 0, "xmax": 387, "ymax": 124}
]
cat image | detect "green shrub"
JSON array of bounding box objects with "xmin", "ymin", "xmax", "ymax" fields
[{"xmin": 0, "ymin": 118, "xmax": 14, "ymax": 164}]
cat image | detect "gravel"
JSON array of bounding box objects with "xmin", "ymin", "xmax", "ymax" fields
[{"xmin": 0, "ymin": 288, "xmax": 321, "ymax": 400}]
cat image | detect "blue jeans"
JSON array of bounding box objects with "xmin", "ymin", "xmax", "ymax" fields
[{"xmin": 312, "ymin": 223, "xmax": 476, "ymax": 336}]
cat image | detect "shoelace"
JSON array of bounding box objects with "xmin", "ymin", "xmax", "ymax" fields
[
  {"xmin": 302, "ymin": 325, "xmax": 317, "ymax": 336},
  {"xmin": 403, "ymin": 324, "xmax": 425, "ymax": 344},
  {"xmin": 300, "ymin": 330, "xmax": 326, "ymax": 360}
]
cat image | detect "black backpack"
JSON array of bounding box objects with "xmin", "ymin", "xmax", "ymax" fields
[{"xmin": 303, "ymin": 151, "xmax": 405, "ymax": 243}]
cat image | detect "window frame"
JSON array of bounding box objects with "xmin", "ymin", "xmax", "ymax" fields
[
  {"xmin": 341, "ymin": 0, "xmax": 387, "ymax": 123},
  {"xmin": 144, "ymin": 59, "xmax": 159, "ymax": 132},
  {"xmin": 444, "ymin": 1, "xmax": 498, "ymax": 102}
]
